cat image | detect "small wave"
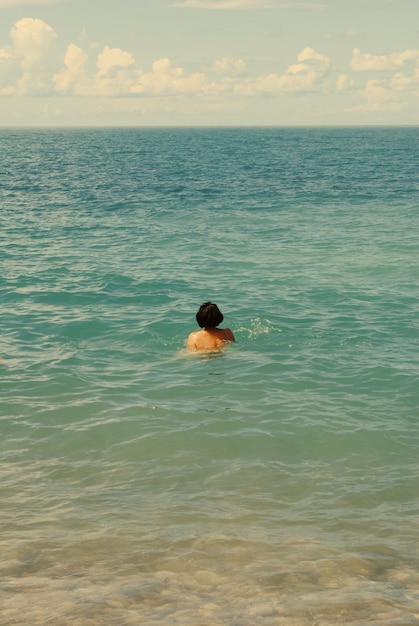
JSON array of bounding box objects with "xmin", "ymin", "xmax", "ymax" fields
[{"xmin": 236, "ymin": 317, "xmax": 275, "ymax": 340}]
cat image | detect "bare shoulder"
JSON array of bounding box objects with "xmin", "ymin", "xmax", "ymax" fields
[
  {"xmin": 186, "ymin": 328, "xmax": 235, "ymax": 351},
  {"xmin": 222, "ymin": 328, "xmax": 235, "ymax": 342},
  {"xmin": 186, "ymin": 331, "xmax": 199, "ymax": 349}
]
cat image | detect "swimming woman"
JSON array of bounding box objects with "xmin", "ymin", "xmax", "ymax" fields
[{"xmin": 187, "ymin": 302, "xmax": 235, "ymax": 351}]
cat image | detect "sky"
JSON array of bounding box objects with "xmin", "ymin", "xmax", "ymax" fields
[{"xmin": 0, "ymin": 0, "xmax": 418, "ymax": 126}]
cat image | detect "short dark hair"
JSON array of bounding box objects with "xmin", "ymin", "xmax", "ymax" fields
[{"xmin": 196, "ymin": 302, "xmax": 224, "ymax": 328}]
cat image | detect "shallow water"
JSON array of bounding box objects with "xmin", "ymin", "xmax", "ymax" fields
[{"xmin": 1, "ymin": 127, "xmax": 419, "ymax": 624}]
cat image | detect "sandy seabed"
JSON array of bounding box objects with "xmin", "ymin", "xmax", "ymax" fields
[{"xmin": 2, "ymin": 535, "xmax": 419, "ymax": 626}]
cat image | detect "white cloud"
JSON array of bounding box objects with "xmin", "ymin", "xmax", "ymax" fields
[
  {"xmin": 297, "ymin": 47, "xmax": 329, "ymax": 67},
  {"xmin": 391, "ymin": 67, "xmax": 419, "ymax": 90},
  {"xmin": 86, "ymin": 46, "xmax": 138, "ymax": 97},
  {"xmin": 97, "ymin": 46, "xmax": 135, "ymax": 78},
  {"xmin": 0, "ymin": 45, "xmax": 17, "ymax": 94},
  {"xmin": 263, "ymin": 48, "xmax": 329, "ymax": 90},
  {"xmin": 336, "ymin": 73, "xmax": 354, "ymax": 90},
  {"xmin": 210, "ymin": 57, "xmax": 247, "ymax": 76},
  {"xmin": 7, "ymin": 18, "xmax": 60, "ymax": 94},
  {"xmin": 53, "ymin": 50, "xmax": 210, "ymax": 98},
  {"xmin": 53, "ymin": 43, "xmax": 88, "ymax": 94},
  {"xmin": 243, "ymin": 48, "xmax": 329, "ymax": 95},
  {"xmin": 361, "ymin": 78, "xmax": 404, "ymax": 111},
  {"xmin": 1, "ymin": 14, "xmax": 418, "ymax": 119},
  {"xmin": 350, "ymin": 47, "xmax": 419, "ymax": 71},
  {"xmin": 130, "ymin": 58, "xmax": 208, "ymax": 96},
  {"xmin": 0, "ymin": 22, "xmax": 333, "ymax": 99},
  {"xmin": 348, "ymin": 47, "xmax": 419, "ymax": 98},
  {"xmin": 10, "ymin": 17, "xmax": 57, "ymax": 68}
]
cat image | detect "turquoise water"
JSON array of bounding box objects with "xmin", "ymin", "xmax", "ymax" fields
[{"xmin": 1, "ymin": 127, "xmax": 418, "ymax": 625}]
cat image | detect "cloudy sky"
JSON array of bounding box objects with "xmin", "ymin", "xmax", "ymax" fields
[{"xmin": 0, "ymin": 0, "xmax": 418, "ymax": 126}]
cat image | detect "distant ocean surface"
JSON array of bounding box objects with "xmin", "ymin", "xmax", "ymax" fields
[{"xmin": 1, "ymin": 127, "xmax": 418, "ymax": 625}]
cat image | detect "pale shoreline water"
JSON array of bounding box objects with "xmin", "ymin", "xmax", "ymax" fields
[{"xmin": 1, "ymin": 127, "xmax": 418, "ymax": 624}]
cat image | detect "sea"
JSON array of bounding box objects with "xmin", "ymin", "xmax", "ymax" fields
[{"xmin": 1, "ymin": 127, "xmax": 418, "ymax": 625}]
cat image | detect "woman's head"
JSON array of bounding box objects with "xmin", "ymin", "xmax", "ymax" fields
[{"xmin": 196, "ymin": 302, "xmax": 224, "ymax": 328}]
